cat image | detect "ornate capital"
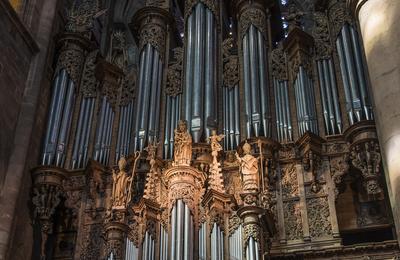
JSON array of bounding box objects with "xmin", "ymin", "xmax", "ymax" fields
[
  {"xmin": 104, "ymin": 222, "xmax": 128, "ymax": 260},
  {"xmin": 131, "ymin": 7, "xmax": 171, "ymax": 62},
  {"xmin": 237, "ymin": 1, "xmax": 267, "ymax": 40},
  {"xmin": 184, "ymin": 0, "xmax": 219, "ymax": 21},
  {"xmin": 328, "ymin": 0, "xmax": 354, "ymax": 37}
]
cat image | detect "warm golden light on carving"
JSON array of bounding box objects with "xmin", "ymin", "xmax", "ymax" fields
[{"xmin": 9, "ymin": 0, "xmax": 22, "ymax": 12}]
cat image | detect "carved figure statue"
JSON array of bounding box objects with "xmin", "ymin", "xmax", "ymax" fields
[
  {"xmin": 236, "ymin": 142, "xmax": 260, "ymax": 192},
  {"xmin": 284, "ymin": 2, "xmax": 304, "ymax": 32},
  {"xmin": 173, "ymin": 120, "xmax": 192, "ymax": 165},
  {"xmin": 209, "ymin": 130, "xmax": 225, "ymax": 164},
  {"xmin": 112, "ymin": 157, "xmax": 133, "ymax": 208}
]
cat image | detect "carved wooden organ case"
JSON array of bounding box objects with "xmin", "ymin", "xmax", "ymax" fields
[{"xmin": 30, "ymin": 0, "xmax": 398, "ymax": 259}]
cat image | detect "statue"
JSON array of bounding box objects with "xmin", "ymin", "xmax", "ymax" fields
[
  {"xmin": 236, "ymin": 142, "xmax": 260, "ymax": 192},
  {"xmin": 208, "ymin": 130, "xmax": 225, "ymax": 164},
  {"xmin": 111, "ymin": 156, "xmax": 133, "ymax": 208},
  {"xmin": 173, "ymin": 120, "xmax": 192, "ymax": 165},
  {"xmin": 284, "ymin": 2, "xmax": 304, "ymax": 32}
]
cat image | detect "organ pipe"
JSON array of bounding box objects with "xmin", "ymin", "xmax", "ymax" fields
[
  {"xmin": 274, "ymin": 79, "xmax": 293, "ymax": 142},
  {"xmin": 184, "ymin": 3, "xmax": 217, "ymax": 143},
  {"xmin": 42, "ymin": 69, "xmax": 76, "ymax": 167},
  {"xmin": 115, "ymin": 101, "xmax": 134, "ymax": 162},
  {"xmin": 336, "ymin": 23, "xmax": 373, "ymax": 125}
]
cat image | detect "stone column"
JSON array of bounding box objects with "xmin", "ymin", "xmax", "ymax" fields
[{"xmin": 348, "ymin": 0, "xmax": 400, "ymax": 242}]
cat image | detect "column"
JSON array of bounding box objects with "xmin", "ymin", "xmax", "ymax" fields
[
  {"xmin": 348, "ymin": 0, "xmax": 400, "ymax": 243},
  {"xmin": 130, "ymin": 7, "xmax": 170, "ymax": 151}
]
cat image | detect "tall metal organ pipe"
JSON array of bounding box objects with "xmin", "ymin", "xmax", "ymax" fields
[
  {"xmin": 170, "ymin": 200, "xmax": 193, "ymax": 260},
  {"xmin": 241, "ymin": 24, "xmax": 271, "ymax": 138},
  {"xmin": 159, "ymin": 225, "xmax": 168, "ymax": 260},
  {"xmin": 125, "ymin": 237, "xmax": 139, "ymax": 260},
  {"xmin": 42, "ymin": 69, "xmax": 76, "ymax": 167},
  {"xmin": 336, "ymin": 23, "xmax": 372, "ymax": 125},
  {"xmin": 294, "ymin": 66, "xmax": 318, "ymax": 136},
  {"xmin": 316, "ymin": 59, "xmax": 342, "ymax": 135},
  {"xmin": 211, "ymin": 223, "xmax": 224, "ymax": 260},
  {"xmin": 71, "ymin": 97, "xmax": 95, "ymax": 169},
  {"xmin": 93, "ymin": 96, "xmax": 115, "ymax": 165},
  {"xmin": 184, "ymin": 3, "xmax": 217, "ymax": 143},
  {"xmin": 133, "ymin": 44, "xmax": 163, "ymax": 151},
  {"xmin": 229, "ymin": 224, "xmax": 243, "ymax": 260},
  {"xmin": 222, "ymin": 85, "xmax": 240, "ymax": 150},
  {"xmin": 163, "ymin": 95, "xmax": 181, "ymax": 159},
  {"xmin": 274, "ymin": 79, "xmax": 293, "ymax": 142},
  {"xmin": 115, "ymin": 101, "xmax": 135, "ymax": 162},
  {"xmin": 199, "ymin": 221, "xmax": 207, "ymax": 260}
]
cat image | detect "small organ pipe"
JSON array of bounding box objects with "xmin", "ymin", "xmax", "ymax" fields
[
  {"xmin": 148, "ymin": 53, "xmax": 160, "ymax": 141},
  {"xmin": 323, "ymin": 60, "xmax": 336, "ymax": 133},
  {"xmin": 328, "ymin": 60, "xmax": 342, "ymax": 133},
  {"xmin": 234, "ymin": 86, "xmax": 240, "ymax": 146},
  {"xmin": 71, "ymin": 97, "xmax": 86, "ymax": 168},
  {"xmin": 317, "ymin": 61, "xmax": 330, "ymax": 134},
  {"xmin": 164, "ymin": 96, "xmax": 171, "ymax": 158}
]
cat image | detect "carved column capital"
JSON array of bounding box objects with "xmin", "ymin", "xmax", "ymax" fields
[
  {"xmin": 56, "ymin": 33, "xmax": 92, "ymax": 84},
  {"xmin": 236, "ymin": 0, "xmax": 268, "ymax": 40},
  {"xmin": 130, "ymin": 7, "xmax": 171, "ymax": 62},
  {"xmin": 104, "ymin": 221, "xmax": 128, "ymax": 260}
]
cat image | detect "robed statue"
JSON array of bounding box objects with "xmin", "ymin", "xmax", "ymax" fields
[
  {"xmin": 112, "ymin": 157, "xmax": 132, "ymax": 208},
  {"xmin": 209, "ymin": 130, "xmax": 225, "ymax": 164},
  {"xmin": 236, "ymin": 142, "xmax": 260, "ymax": 192},
  {"xmin": 173, "ymin": 120, "xmax": 192, "ymax": 165}
]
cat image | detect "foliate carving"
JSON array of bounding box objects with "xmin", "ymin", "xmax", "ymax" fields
[
  {"xmin": 80, "ymin": 224, "xmax": 104, "ymax": 260},
  {"xmin": 81, "ymin": 50, "xmax": 98, "ymax": 97},
  {"xmin": 146, "ymin": 0, "xmax": 169, "ymax": 9},
  {"xmin": 313, "ymin": 12, "xmax": 332, "ymax": 60},
  {"xmin": 290, "ymin": 51, "xmax": 313, "ymax": 80},
  {"xmin": 184, "ymin": 0, "xmax": 218, "ymax": 20},
  {"xmin": 166, "ymin": 47, "xmax": 183, "ymax": 96},
  {"xmin": 119, "ymin": 69, "xmax": 136, "ymax": 106},
  {"xmin": 283, "ymin": 201, "xmax": 303, "ymax": 240},
  {"xmin": 330, "ymin": 155, "xmax": 349, "ymax": 198},
  {"xmin": 32, "ymin": 185, "xmax": 63, "ymax": 222},
  {"xmin": 139, "ymin": 23, "xmax": 166, "ymax": 61},
  {"xmin": 209, "ymin": 209, "xmax": 224, "ymax": 230},
  {"xmin": 110, "ymin": 30, "xmax": 127, "ymax": 70},
  {"xmin": 105, "ymin": 239, "xmax": 124, "ymax": 260},
  {"xmin": 169, "ymin": 184, "xmax": 195, "ymax": 213},
  {"xmin": 239, "ymin": 8, "xmax": 267, "ymax": 39},
  {"xmin": 222, "ymin": 38, "xmax": 239, "ymax": 89},
  {"xmin": 243, "ymin": 223, "xmax": 260, "ymax": 245},
  {"xmin": 350, "ymin": 141, "xmax": 382, "ymax": 195},
  {"xmin": 128, "ymin": 219, "xmax": 141, "ymax": 247},
  {"xmin": 281, "ymin": 164, "xmax": 298, "ymax": 198},
  {"xmin": 228, "ymin": 214, "xmax": 242, "ymax": 235},
  {"xmin": 143, "ymin": 142, "xmax": 160, "ymax": 201},
  {"xmin": 65, "ymin": 0, "xmax": 103, "ymax": 37},
  {"xmin": 58, "ymin": 46, "xmax": 86, "ymax": 84},
  {"xmin": 146, "ymin": 219, "xmax": 157, "ymax": 239},
  {"xmin": 102, "ymin": 81, "xmax": 119, "ymax": 109},
  {"xmin": 307, "ymin": 197, "xmax": 332, "ymax": 238},
  {"xmin": 328, "ymin": 0, "xmax": 353, "ymax": 37},
  {"xmin": 271, "ymin": 46, "xmax": 288, "ymax": 81}
]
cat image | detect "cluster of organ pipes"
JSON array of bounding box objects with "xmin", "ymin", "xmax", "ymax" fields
[
  {"xmin": 133, "ymin": 44, "xmax": 163, "ymax": 151},
  {"xmin": 294, "ymin": 66, "xmax": 318, "ymax": 136},
  {"xmin": 115, "ymin": 101, "xmax": 135, "ymax": 162},
  {"xmin": 170, "ymin": 200, "xmax": 194, "ymax": 259},
  {"xmin": 42, "ymin": 69, "xmax": 75, "ymax": 167},
  {"xmin": 273, "ymin": 78, "xmax": 293, "ymax": 142},
  {"xmin": 222, "ymin": 85, "xmax": 241, "ymax": 150},
  {"xmin": 163, "ymin": 95, "xmax": 182, "ymax": 159},
  {"xmin": 184, "ymin": 3, "xmax": 218, "ymax": 143},
  {"xmin": 93, "ymin": 96, "xmax": 115, "ymax": 165},
  {"xmin": 241, "ymin": 24, "xmax": 271, "ymax": 139},
  {"xmin": 336, "ymin": 23, "xmax": 373, "ymax": 125}
]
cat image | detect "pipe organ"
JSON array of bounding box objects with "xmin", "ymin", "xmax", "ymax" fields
[{"xmin": 31, "ymin": 0, "xmax": 398, "ymax": 260}]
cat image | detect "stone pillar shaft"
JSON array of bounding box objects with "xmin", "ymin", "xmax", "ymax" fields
[{"xmin": 348, "ymin": 0, "xmax": 400, "ymax": 243}]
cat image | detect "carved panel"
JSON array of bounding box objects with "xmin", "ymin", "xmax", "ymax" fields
[
  {"xmin": 239, "ymin": 7, "xmax": 267, "ymax": 39},
  {"xmin": 313, "ymin": 12, "xmax": 332, "ymax": 60},
  {"xmin": 283, "ymin": 201, "xmax": 303, "ymax": 240},
  {"xmin": 271, "ymin": 46, "xmax": 288, "ymax": 81},
  {"xmin": 328, "ymin": 0, "xmax": 353, "ymax": 37},
  {"xmin": 281, "ymin": 164, "xmax": 298, "ymax": 198},
  {"xmin": 166, "ymin": 47, "xmax": 183, "ymax": 96},
  {"xmin": 80, "ymin": 50, "xmax": 99, "ymax": 98},
  {"xmin": 307, "ymin": 197, "xmax": 332, "ymax": 238}
]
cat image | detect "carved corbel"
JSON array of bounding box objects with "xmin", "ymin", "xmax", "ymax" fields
[
  {"xmin": 31, "ymin": 166, "xmax": 67, "ymax": 260},
  {"xmin": 350, "ymin": 140, "xmax": 382, "ymax": 195}
]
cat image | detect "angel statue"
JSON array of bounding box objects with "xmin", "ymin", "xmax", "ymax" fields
[
  {"xmin": 173, "ymin": 120, "xmax": 192, "ymax": 165},
  {"xmin": 236, "ymin": 141, "xmax": 260, "ymax": 192},
  {"xmin": 208, "ymin": 130, "xmax": 225, "ymax": 164}
]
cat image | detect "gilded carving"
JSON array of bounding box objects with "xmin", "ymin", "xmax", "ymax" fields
[
  {"xmin": 143, "ymin": 141, "xmax": 160, "ymax": 201},
  {"xmin": 307, "ymin": 197, "xmax": 332, "ymax": 238},
  {"xmin": 239, "ymin": 8, "xmax": 267, "ymax": 39},
  {"xmin": 236, "ymin": 142, "xmax": 260, "ymax": 192},
  {"xmin": 208, "ymin": 130, "xmax": 225, "ymax": 192},
  {"xmin": 166, "ymin": 47, "xmax": 183, "ymax": 96},
  {"xmin": 173, "ymin": 120, "xmax": 193, "ymax": 166},
  {"xmin": 350, "ymin": 141, "xmax": 382, "ymax": 195},
  {"xmin": 228, "ymin": 214, "xmax": 242, "ymax": 235}
]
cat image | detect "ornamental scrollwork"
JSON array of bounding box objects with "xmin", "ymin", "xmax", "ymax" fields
[
  {"xmin": 222, "ymin": 38, "xmax": 239, "ymax": 89},
  {"xmin": 80, "ymin": 224, "xmax": 104, "ymax": 260},
  {"xmin": 290, "ymin": 51, "xmax": 313, "ymax": 80},
  {"xmin": 228, "ymin": 214, "xmax": 242, "ymax": 235},
  {"xmin": 32, "ymin": 184, "xmax": 63, "ymax": 226},
  {"xmin": 81, "ymin": 50, "xmax": 99, "ymax": 97},
  {"xmin": 119, "ymin": 69, "xmax": 136, "ymax": 106},
  {"xmin": 307, "ymin": 197, "xmax": 332, "ymax": 238},
  {"xmin": 313, "ymin": 12, "xmax": 332, "ymax": 60},
  {"xmin": 166, "ymin": 47, "xmax": 183, "ymax": 96},
  {"xmin": 169, "ymin": 184, "xmax": 196, "ymax": 214},
  {"xmin": 283, "ymin": 201, "xmax": 303, "ymax": 240},
  {"xmin": 239, "ymin": 8, "xmax": 267, "ymax": 40},
  {"xmin": 281, "ymin": 164, "xmax": 298, "ymax": 198},
  {"xmin": 146, "ymin": 219, "xmax": 157, "ymax": 240},
  {"xmin": 328, "ymin": 0, "xmax": 353, "ymax": 37},
  {"xmin": 271, "ymin": 46, "xmax": 288, "ymax": 81},
  {"xmin": 350, "ymin": 141, "xmax": 382, "ymax": 195}
]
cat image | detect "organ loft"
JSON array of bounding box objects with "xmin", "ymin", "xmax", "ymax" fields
[{"xmin": 2, "ymin": 0, "xmax": 400, "ymax": 259}]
